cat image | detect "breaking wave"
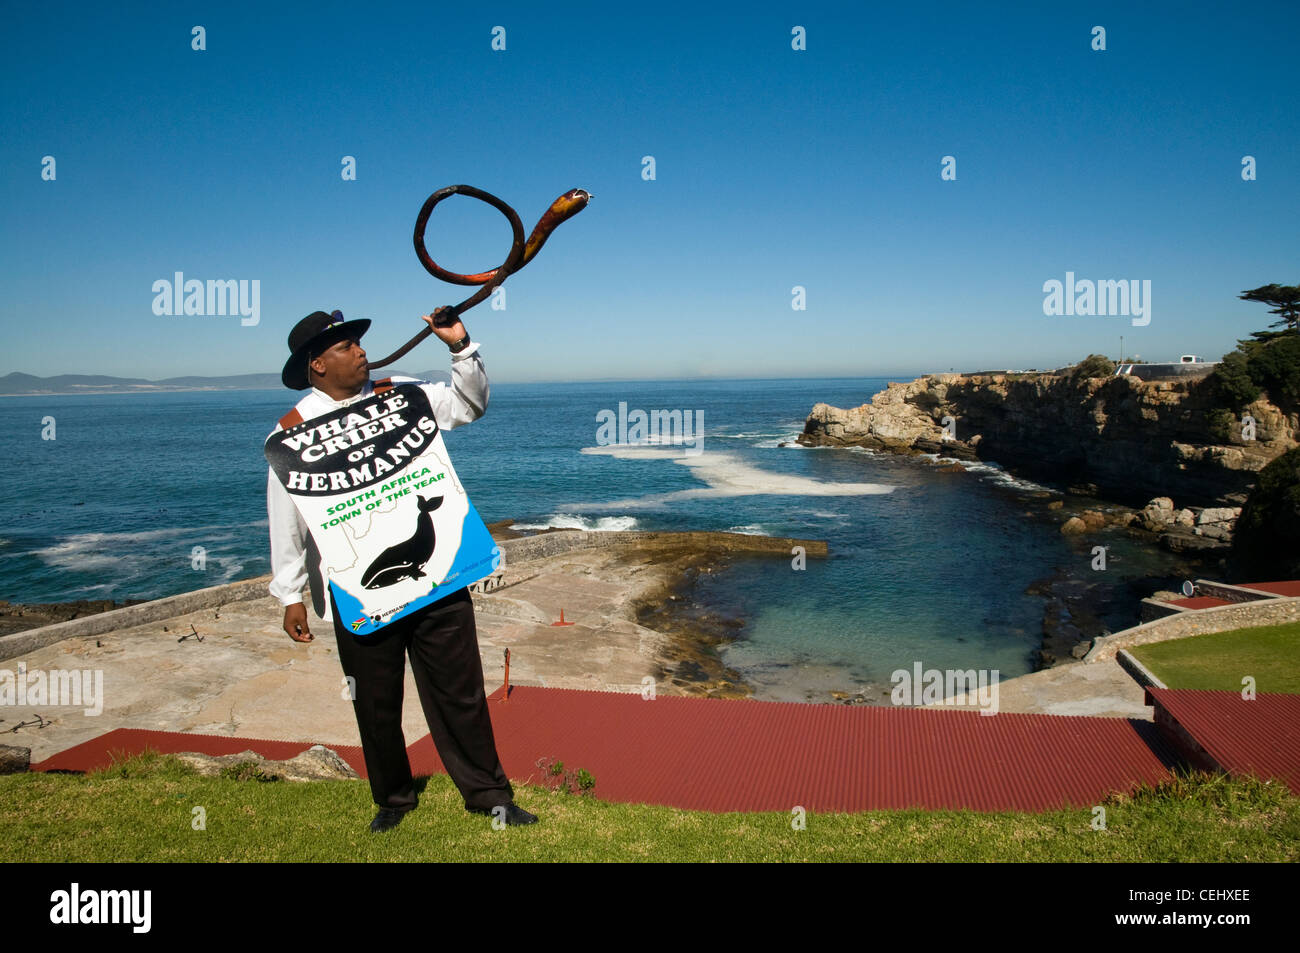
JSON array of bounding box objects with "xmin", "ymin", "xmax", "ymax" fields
[
  {"xmin": 509, "ymin": 514, "xmax": 641, "ymax": 532},
  {"xmin": 562, "ymin": 447, "xmax": 896, "ymax": 511}
]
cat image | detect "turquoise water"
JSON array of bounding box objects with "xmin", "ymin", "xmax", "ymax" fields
[{"xmin": 0, "ymin": 378, "xmax": 1199, "ymax": 699}]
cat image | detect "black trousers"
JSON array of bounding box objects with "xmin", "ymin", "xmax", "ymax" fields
[{"xmin": 330, "ymin": 587, "xmax": 514, "ymax": 813}]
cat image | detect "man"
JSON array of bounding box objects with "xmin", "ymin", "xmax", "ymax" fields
[{"xmin": 266, "ymin": 307, "xmax": 537, "ymax": 833}]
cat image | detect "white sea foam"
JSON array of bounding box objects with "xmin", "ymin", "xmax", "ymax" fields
[
  {"xmin": 564, "ymin": 447, "xmax": 896, "ymax": 511},
  {"xmin": 510, "ymin": 514, "xmax": 641, "ymax": 532},
  {"xmin": 752, "ymin": 431, "xmax": 806, "ymax": 449},
  {"xmin": 209, "ymin": 556, "xmax": 246, "ymax": 583},
  {"xmin": 620, "ymin": 433, "xmax": 698, "ymax": 447},
  {"xmin": 712, "ymin": 425, "xmax": 806, "ymax": 449},
  {"xmin": 926, "ymin": 455, "xmax": 1053, "ymax": 494},
  {"xmin": 32, "ymin": 544, "xmax": 144, "ymax": 573},
  {"xmin": 62, "ymin": 583, "xmax": 118, "ymax": 596},
  {"xmin": 31, "ymin": 525, "xmax": 257, "ymax": 572},
  {"xmin": 35, "ymin": 528, "xmax": 184, "ymax": 551}
]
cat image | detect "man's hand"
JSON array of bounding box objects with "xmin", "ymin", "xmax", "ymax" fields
[
  {"xmin": 283, "ymin": 603, "xmax": 314, "ymax": 643},
  {"xmin": 421, "ymin": 307, "xmax": 467, "ymax": 346}
]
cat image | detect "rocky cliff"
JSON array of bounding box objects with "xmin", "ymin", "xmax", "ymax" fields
[{"xmin": 798, "ymin": 373, "xmax": 1297, "ymax": 508}]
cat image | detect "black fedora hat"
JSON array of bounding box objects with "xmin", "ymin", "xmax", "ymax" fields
[{"xmin": 282, "ymin": 309, "xmax": 371, "ymax": 390}]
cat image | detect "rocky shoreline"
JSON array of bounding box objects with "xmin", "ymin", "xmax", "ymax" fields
[
  {"xmin": 629, "ymin": 552, "xmax": 753, "ymax": 699},
  {"xmin": 816, "ymin": 495, "xmax": 1221, "ymax": 707},
  {"xmin": 795, "ymin": 370, "xmax": 1300, "ymax": 562},
  {"xmin": 798, "ymin": 371, "xmax": 1297, "ymax": 509},
  {"xmin": 540, "ymin": 530, "xmax": 829, "ymax": 700},
  {"xmin": 0, "ymin": 598, "xmax": 147, "ymax": 638},
  {"xmin": 789, "ymin": 369, "xmax": 1299, "ymax": 700}
]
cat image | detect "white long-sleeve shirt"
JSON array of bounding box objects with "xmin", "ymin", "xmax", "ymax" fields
[{"xmin": 266, "ymin": 341, "xmax": 489, "ymax": 614}]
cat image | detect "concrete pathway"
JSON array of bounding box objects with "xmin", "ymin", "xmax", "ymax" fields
[
  {"xmin": 982, "ymin": 660, "xmax": 1151, "ymax": 719},
  {"xmin": 2, "ymin": 546, "xmax": 676, "ymax": 764}
]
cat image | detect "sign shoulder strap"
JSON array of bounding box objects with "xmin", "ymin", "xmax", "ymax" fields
[{"xmin": 276, "ymin": 379, "xmax": 394, "ymax": 431}]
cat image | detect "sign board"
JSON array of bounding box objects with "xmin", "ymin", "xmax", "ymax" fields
[{"xmin": 264, "ymin": 382, "xmax": 498, "ymax": 635}]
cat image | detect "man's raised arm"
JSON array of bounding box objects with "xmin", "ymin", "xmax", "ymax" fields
[{"xmin": 414, "ymin": 310, "xmax": 489, "ymax": 431}]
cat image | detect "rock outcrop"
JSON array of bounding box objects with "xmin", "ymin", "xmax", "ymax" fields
[
  {"xmin": 1133, "ymin": 496, "xmax": 1242, "ymax": 553},
  {"xmin": 799, "ymin": 373, "xmax": 1296, "ymax": 507},
  {"xmin": 0, "ymin": 745, "xmax": 30, "ymax": 774},
  {"xmin": 173, "ymin": 744, "xmax": 360, "ymax": 782}
]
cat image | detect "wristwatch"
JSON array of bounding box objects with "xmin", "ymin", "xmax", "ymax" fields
[{"xmin": 448, "ymin": 333, "xmax": 472, "ymax": 354}]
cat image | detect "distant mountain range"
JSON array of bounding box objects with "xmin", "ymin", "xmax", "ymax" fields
[{"xmin": 0, "ymin": 369, "xmax": 451, "ymax": 396}]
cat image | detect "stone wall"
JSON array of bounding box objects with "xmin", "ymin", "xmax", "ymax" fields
[
  {"xmin": 0, "ymin": 577, "xmax": 272, "ymax": 663},
  {"xmin": 1139, "ymin": 598, "xmax": 1184, "ymax": 623},
  {"xmin": 1193, "ymin": 581, "xmax": 1276, "ymax": 603},
  {"xmin": 499, "ymin": 529, "xmax": 827, "ymax": 562},
  {"xmin": 1086, "ymin": 597, "xmax": 1300, "ymax": 662}
]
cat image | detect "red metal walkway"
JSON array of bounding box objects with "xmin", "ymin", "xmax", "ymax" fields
[
  {"xmin": 1168, "ymin": 596, "xmax": 1233, "ymax": 610},
  {"xmin": 1236, "ymin": 580, "xmax": 1300, "ymax": 598},
  {"xmin": 34, "ymin": 686, "xmax": 1184, "ymax": 813},
  {"xmin": 1147, "ymin": 688, "xmax": 1300, "ymax": 794}
]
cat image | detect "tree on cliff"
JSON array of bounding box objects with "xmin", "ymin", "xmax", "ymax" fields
[
  {"xmin": 1231, "ymin": 446, "xmax": 1300, "ymax": 579},
  {"xmin": 1208, "ymin": 284, "xmax": 1300, "ymax": 412},
  {"xmin": 1070, "ymin": 354, "xmax": 1116, "ymax": 379},
  {"xmin": 1210, "ymin": 335, "xmax": 1300, "ymax": 411},
  {"xmin": 1239, "ymin": 284, "xmax": 1300, "ymax": 337}
]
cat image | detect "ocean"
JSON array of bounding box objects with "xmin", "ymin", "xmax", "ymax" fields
[{"xmin": 0, "ymin": 377, "xmax": 1201, "ymax": 701}]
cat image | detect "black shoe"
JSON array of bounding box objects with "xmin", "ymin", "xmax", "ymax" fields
[
  {"xmin": 468, "ymin": 802, "xmax": 538, "ymax": 826},
  {"xmin": 370, "ymin": 807, "xmax": 408, "ymax": 833}
]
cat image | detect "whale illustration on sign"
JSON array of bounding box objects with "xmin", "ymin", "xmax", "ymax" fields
[{"xmin": 361, "ymin": 495, "xmax": 444, "ymax": 589}]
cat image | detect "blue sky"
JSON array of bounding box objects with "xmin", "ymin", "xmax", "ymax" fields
[{"xmin": 2, "ymin": 0, "xmax": 1297, "ymax": 382}]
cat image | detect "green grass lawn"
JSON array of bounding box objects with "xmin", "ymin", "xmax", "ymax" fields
[
  {"xmin": 1131, "ymin": 621, "xmax": 1300, "ymax": 693},
  {"xmin": 1, "ymin": 752, "xmax": 1296, "ymax": 862}
]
